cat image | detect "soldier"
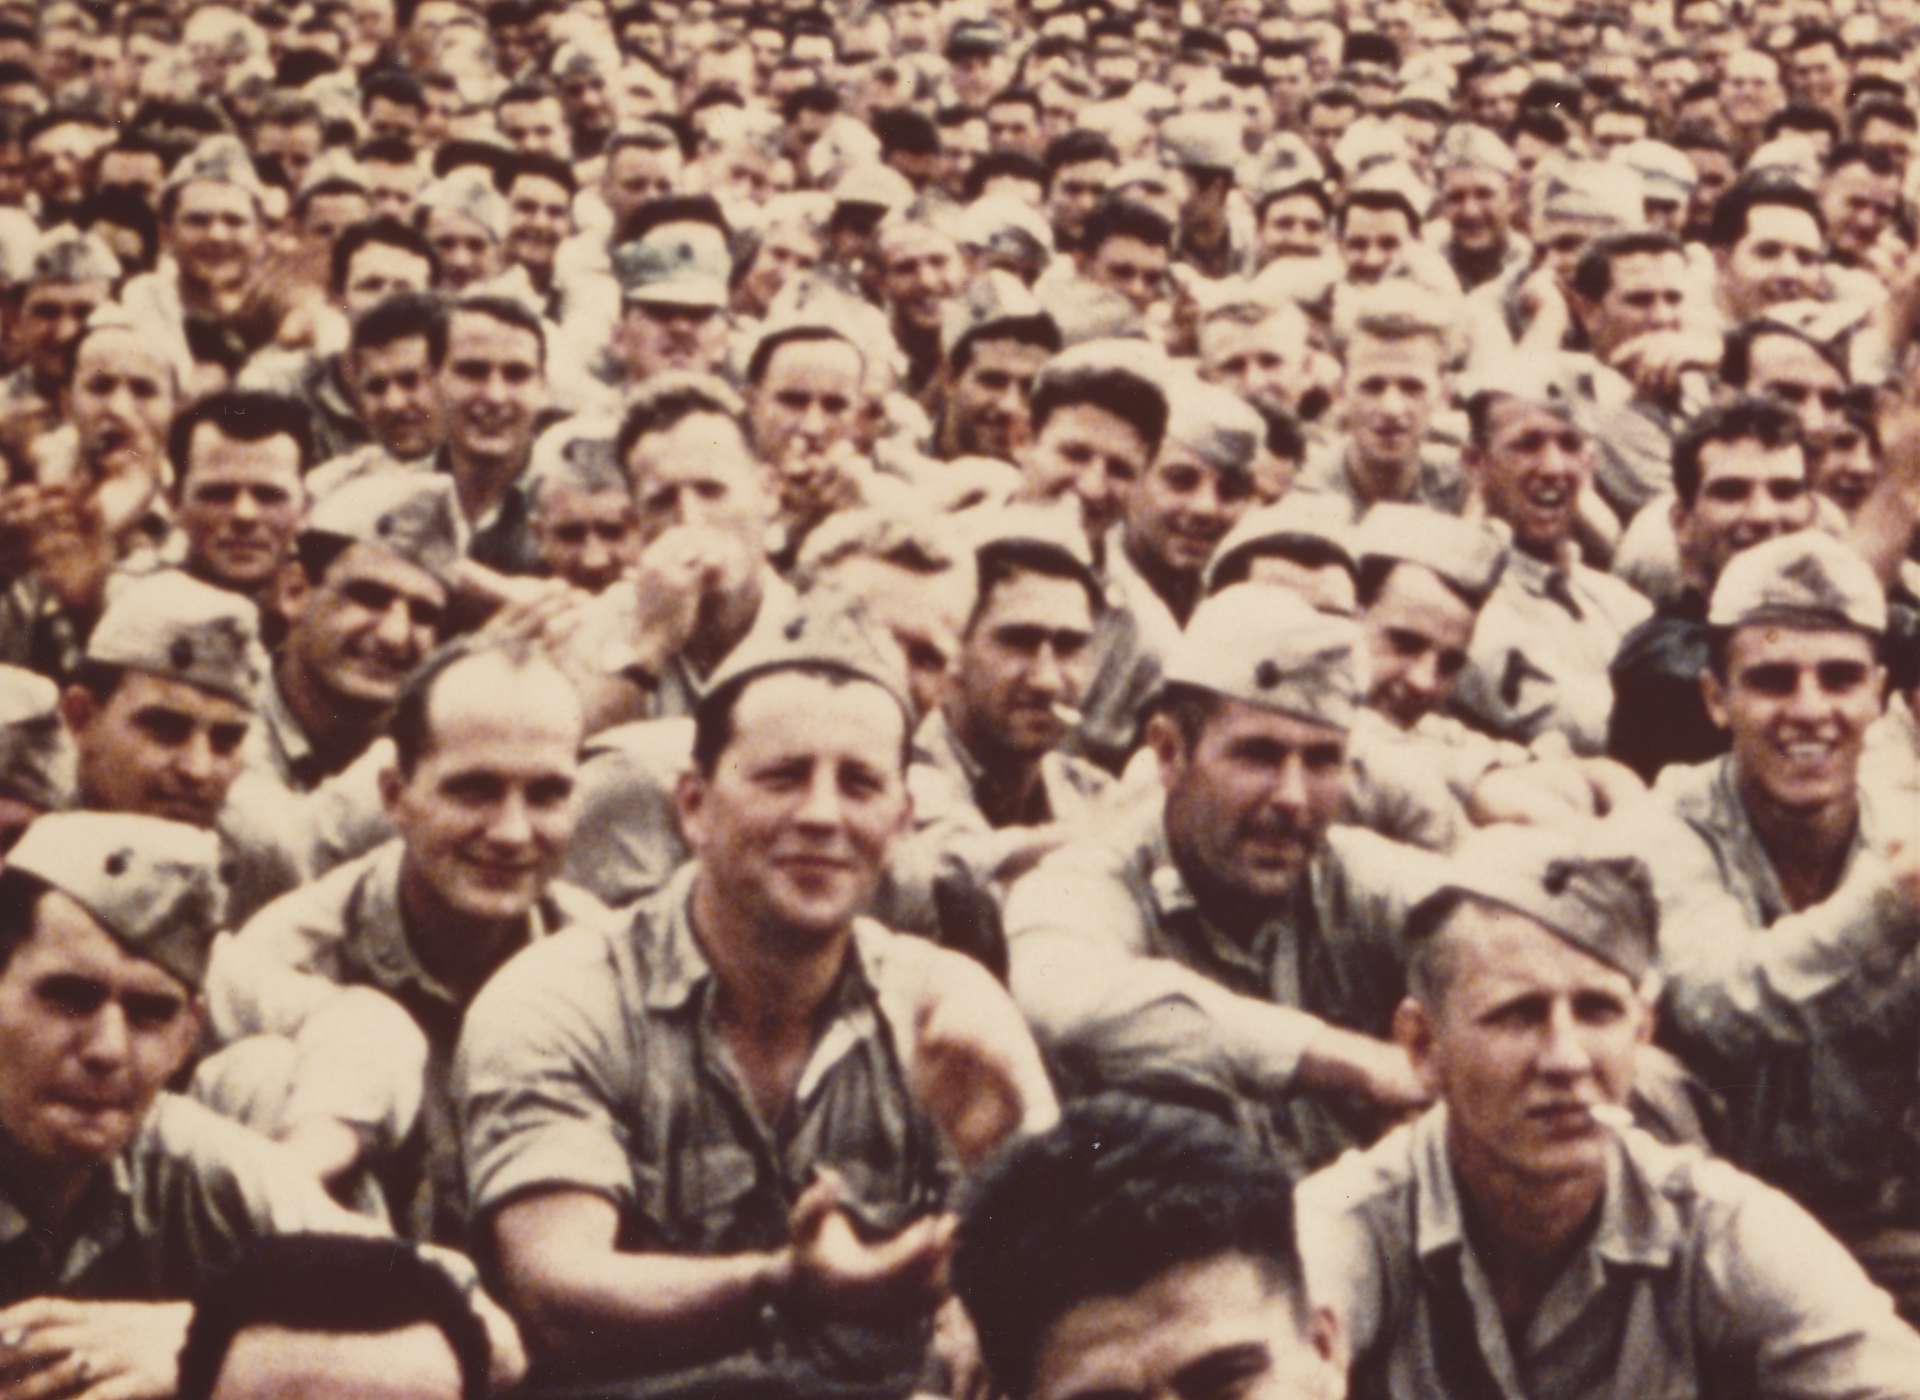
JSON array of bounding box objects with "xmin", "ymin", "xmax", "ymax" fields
[
  {"xmin": 1299, "ymin": 823, "xmax": 1920, "ymax": 1397},
  {"xmin": 0, "ymin": 664, "xmax": 73, "ymax": 854},
  {"xmin": 933, "ymin": 271, "xmax": 1061, "ymax": 462},
  {"xmin": 166, "ymin": 390, "xmax": 312, "ymax": 609},
  {"xmin": 455, "ymin": 602, "xmax": 1056, "ymax": 1394}
]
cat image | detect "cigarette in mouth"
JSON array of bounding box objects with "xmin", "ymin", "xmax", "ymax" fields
[
  {"xmin": 1588, "ymin": 1104, "xmax": 1633, "ymax": 1131},
  {"xmin": 1051, "ymin": 702, "xmax": 1084, "ymax": 727}
]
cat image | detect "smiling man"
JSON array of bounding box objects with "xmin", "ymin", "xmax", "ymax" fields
[
  {"xmin": 167, "ymin": 391, "xmax": 312, "ymax": 607},
  {"xmin": 435, "ymin": 296, "xmax": 549, "ymax": 574},
  {"xmin": 1299, "ymin": 822, "xmax": 1920, "ymax": 1397}
]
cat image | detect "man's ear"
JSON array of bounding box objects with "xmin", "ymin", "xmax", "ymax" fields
[
  {"xmin": 675, "ymin": 768, "xmax": 709, "ymax": 855},
  {"xmin": 1144, "ymin": 712, "xmax": 1185, "ymax": 791},
  {"xmin": 1700, "ymin": 666, "xmax": 1729, "ymax": 731},
  {"xmin": 164, "ymin": 996, "xmax": 209, "ymax": 1082},
  {"xmin": 274, "ymin": 558, "xmax": 311, "ymax": 627},
  {"xmin": 378, "ymin": 763, "xmax": 406, "ymax": 819},
  {"xmin": 1392, "ymin": 995, "xmax": 1440, "ymax": 1097},
  {"xmin": 1308, "ymin": 1302, "xmax": 1349, "ymax": 1378},
  {"xmin": 58, "ymin": 683, "xmax": 96, "ymax": 736}
]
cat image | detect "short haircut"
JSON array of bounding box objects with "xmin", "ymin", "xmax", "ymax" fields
[
  {"xmin": 330, "ymin": 215, "xmax": 439, "ymax": 295},
  {"xmin": 0, "ymin": 866, "xmax": 48, "ymax": 972},
  {"xmin": 950, "ymin": 312, "xmax": 1060, "ymax": 376},
  {"xmin": 174, "ymin": 1234, "xmax": 490, "ymax": 1400},
  {"xmin": 964, "ymin": 149, "xmax": 1049, "ymax": 202},
  {"xmin": 1569, "ymin": 230, "xmax": 1685, "ymax": 303},
  {"xmin": 505, "ymin": 147, "xmax": 576, "ymax": 196},
  {"xmin": 952, "ymin": 1093, "xmax": 1308, "ymax": 1399},
  {"xmin": 349, "ymin": 288, "xmax": 449, "ymax": 365},
  {"xmin": 388, "ymin": 637, "xmax": 570, "ymax": 776},
  {"xmin": 362, "ymin": 68, "xmax": 426, "ymax": 111},
  {"xmin": 449, "ymin": 292, "xmax": 546, "ymax": 369},
  {"xmin": 691, "ymin": 661, "xmax": 908, "ymax": 776},
  {"xmin": 1719, "ymin": 316, "xmax": 1845, "ymax": 389},
  {"xmin": 1256, "ymin": 179, "xmax": 1333, "ymax": 221},
  {"xmin": 1029, "ymin": 361, "xmax": 1169, "ymax": 460},
  {"xmin": 1404, "ymin": 887, "xmax": 1493, "ymax": 1004},
  {"xmin": 614, "ymin": 191, "xmax": 729, "ymax": 248},
  {"xmin": 167, "ymin": 389, "xmax": 316, "ymax": 490},
  {"xmin": 1853, "ymin": 98, "xmax": 1917, "ymax": 137},
  {"xmin": 1080, "ymin": 196, "xmax": 1174, "ymax": 255},
  {"xmin": 1044, "ymin": 128, "xmax": 1118, "ymax": 175},
  {"xmin": 1672, "ymin": 394, "xmax": 1801, "ymax": 508},
  {"xmin": 1707, "ymin": 178, "xmax": 1826, "ymax": 250},
  {"xmin": 1337, "ymin": 187, "xmax": 1421, "ymax": 238},
  {"xmin": 615, "ymin": 372, "xmax": 745, "ymax": 472},
  {"xmin": 1766, "ymin": 103, "xmax": 1839, "ymax": 144},
  {"xmin": 745, "ymin": 325, "xmax": 858, "ymax": 389},
  {"xmin": 969, "ymin": 538, "xmax": 1102, "ymax": 634}
]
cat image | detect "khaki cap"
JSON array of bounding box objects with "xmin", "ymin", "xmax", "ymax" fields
[
  {"xmin": 0, "ymin": 666, "xmax": 75, "ymax": 811},
  {"xmin": 304, "ymin": 474, "xmax": 468, "ymax": 585},
  {"xmin": 86, "ymin": 571, "xmax": 266, "ymax": 707},
  {"xmin": 1708, "ymin": 529, "xmax": 1886, "ymax": 634},
  {"xmin": 1165, "ymin": 582, "xmax": 1361, "ymax": 730},
  {"xmin": 1356, "ymin": 503, "xmax": 1507, "ymax": 607}
]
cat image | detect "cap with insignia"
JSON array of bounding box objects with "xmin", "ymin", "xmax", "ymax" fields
[
  {"xmin": 1534, "ymin": 158, "xmax": 1645, "ymax": 228},
  {"xmin": 1417, "ymin": 823, "xmax": 1659, "ymax": 983},
  {"xmin": 1165, "ymin": 582, "xmax": 1362, "ymax": 730},
  {"xmin": 940, "ymin": 269, "xmax": 1056, "ymax": 361},
  {"xmin": 8, "ymin": 812, "xmax": 226, "ymax": 990},
  {"xmin": 86, "ymin": 572, "xmax": 267, "ymax": 707},
  {"xmin": 304, "ymin": 474, "xmax": 469, "ymax": 586},
  {"xmin": 1248, "ymin": 135, "xmax": 1326, "ymax": 201},
  {"xmin": 1356, "ymin": 503, "xmax": 1507, "ymax": 607},
  {"xmin": 1204, "ymin": 493, "xmax": 1356, "ymax": 595},
  {"xmin": 526, "ymin": 417, "xmax": 625, "ymax": 512},
  {"xmin": 28, "ymin": 226, "xmax": 120, "ymax": 286},
  {"xmin": 613, "ymin": 222, "xmax": 731, "ymax": 308},
  {"xmin": 832, "ymin": 163, "xmax": 916, "ymax": 214},
  {"xmin": 701, "ymin": 594, "xmax": 914, "ymax": 722},
  {"xmin": 1708, "ymin": 529, "xmax": 1886, "ymax": 634},
  {"xmin": 416, "ymin": 169, "xmax": 509, "ymax": 244},
  {"xmin": 1160, "ymin": 375, "xmax": 1262, "ymax": 477},
  {"xmin": 0, "ymin": 666, "xmax": 75, "ymax": 812},
  {"xmin": 1433, "ymin": 124, "xmax": 1517, "ymax": 179},
  {"xmin": 1347, "ymin": 158, "xmax": 1433, "ymax": 220},
  {"xmin": 163, "ymin": 134, "xmax": 269, "ymax": 208},
  {"xmin": 1457, "ymin": 349, "xmax": 1575, "ymax": 419},
  {"xmin": 957, "ymin": 194, "xmax": 1055, "ymax": 268}
]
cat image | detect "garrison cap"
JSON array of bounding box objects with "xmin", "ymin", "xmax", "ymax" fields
[
  {"xmin": 86, "ymin": 572, "xmax": 266, "ymax": 707},
  {"xmin": 28, "ymin": 225, "xmax": 120, "ymax": 285},
  {"xmin": 940, "ymin": 268, "xmax": 1055, "ymax": 360},
  {"xmin": 957, "ymin": 193, "xmax": 1055, "ymax": 267},
  {"xmin": 304, "ymin": 474, "xmax": 468, "ymax": 585},
  {"xmin": 526, "ymin": 416, "xmax": 625, "ymax": 510},
  {"xmin": 164, "ymin": 135, "xmax": 269, "ymax": 208},
  {"xmin": 613, "ymin": 222, "xmax": 731, "ymax": 308},
  {"xmin": 417, "ymin": 169, "xmax": 509, "ymax": 243},
  {"xmin": 1165, "ymin": 582, "xmax": 1362, "ymax": 730},
  {"xmin": 1037, "ymin": 275, "xmax": 1143, "ymax": 345},
  {"xmin": 1615, "ymin": 139, "xmax": 1697, "ymax": 203},
  {"xmin": 8, "ymin": 812, "xmax": 226, "ymax": 990},
  {"xmin": 0, "ymin": 666, "xmax": 75, "ymax": 811},
  {"xmin": 1708, "ymin": 529, "xmax": 1886, "ymax": 634},
  {"xmin": 1205, "ymin": 492, "xmax": 1357, "ymax": 594},
  {"xmin": 1357, "ymin": 503, "xmax": 1506, "ymax": 606},
  {"xmin": 1535, "ymin": 158, "xmax": 1645, "ymax": 227},
  {"xmin": 1458, "ymin": 349, "xmax": 1576, "ymax": 419},
  {"xmin": 1434, "ymin": 124, "xmax": 1517, "ymax": 179},
  {"xmin": 1159, "ymin": 111, "xmax": 1245, "ymax": 175},
  {"xmin": 702, "ymin": 592, "xmax": 913, "ymax": 721},
  {"xmin": 832, "ymin": 162, "xmax": 916, "ymax": 214},
  {"xmin": 1248, "ymin": 135, "xmax": 1325, "ymax": 201},
  {"xmin": 1160, "ymin": 374, "xmax": 1261, "ymax": 477},
  {"xmin": 946, "ymin": 19, "xmax": 1010, "ymax": 56},
  {"xmin": 1419, "ymin": 823, "xmax": 1659, "ymax": 982}
]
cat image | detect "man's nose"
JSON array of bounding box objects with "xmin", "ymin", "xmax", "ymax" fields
[{"xmin": 1537, "ymin": 1002, "xmax": 1595, "ymax": 1077}]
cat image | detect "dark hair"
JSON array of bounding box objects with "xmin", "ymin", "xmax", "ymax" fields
[
  {"xmin": 1508, "ymin": 107, "xmax": 1571, "ymax": 149},
  {"xmin": 1707, "ymin": 178, "xmax": 1826, "ymax": 250},
  {"xmin": 431, "ymin": 139, "xmax": 512, "ymax": 184},
  {"xmin": 1256, "ymin": 179, "xmax": 1333, "ymax": 221},
  {"xmin": 1080, "ymin": 196, "xmax": 1174, "ymax": 255},
  {"xmin": 331, "ymin": 215, "xmax": 438, "ymax": 296},
  {"xmin": 361, "ymin": 68, "xmax": 426, "ymax": 112},
  {"xmin": 782, "ymin": 83, "xmax": 840, "ymax": 121},
  {"xmin": 1765, "ymin": 103, "xmax": 1839, "ymax": 144},
  {"xmin": 79, "ymin": 187, "xmax": 161, "ymax": 271},
  {"xmin": 349, "ymin": 289, "xmax": 449, "ymax": 365},
  {"xmin": 952, "ymin": 1093, "xmax": 1307, "ymax": 1399},
  {"xmin": 1719, "ymin": 316, "xmax": 1845, "ymax": 389},
  {"xmin": 1570, "ymin": 230, "xmax": 1684, "ymax": 302},
  {"xmin": 167, "ymin": 390, "xmax": 316, "ymax": 491},
  {"xmin": 1045, "ymin": 128, "xmax": 1118, "ymax": 175},
  {"xmin": 1672, "ymin": 395, "xmax": 1801, "ymax": 507},
  {"xmin": 968, "ymin": 539, "xmax": 1102, "ymax": 634},
  {"xmin": 505, "ymin": 147, "xmax": 577, "ymax": 197},
  {"xmin": 175, "ymin": 1235, "xmax": 490, "ymax": 1400},
  {"xmin": 615, "ymin": 192, "xmax": 730, "ymax": 248},
  {"xmin": 1788, "ymin": 21, "xmax": 1844, "ymax": 57},
  {"xmin": 1256, "ymin": 402, "xmax": 1304, "ymax": 462},
  {"xmin": 1207, "ymin": 533, "xmax": 1354, "ymax": 593},
  {"xmin": 987, "ymin": 85, "xmax": 1042, "ymax": 119},
  {"xmin": 1671, "ymin": 122, "xmax": 1731, "ymax": 157},
  {"xmin": 1853, "ymin": 97, "xmax": 1917, "ymax": 137},
  {"xmin": 616, "ymin": 380, "xmax": 744, "ymax": 472},
  {"xmin": 950, "ymin": 313, "xmax": 1061, "ymax": 377},
  {"xmin": 21, "ymin": 107, "xmax": 111, "ymax": 150},
  {"xmin": 1337, "ymin": 187, "xmax": 1421, "ymax": 238},
  {"xmin": 745, "ymin": 325, "xmax": 858, "ymax": 389},
  {"xmin": 1824, "ymin": 140, "xmax": 1898, "ymax": 180},
  {"xmin": 1356, "ymin": 554, "xmax": 1484, "ymax": 612},
  {"xmin": 874, "ymin": 105, "xmax": 940, "ymax": 158},
  {"xmin": 450, "ymin": 293, "xmax": 547, "ymax": 369},
  {"xmin": 1030, "ymin": 362, "xmax": 1168, "ymax": 460},
  {"xmin": 692, "ymin": 662, "xmax": 908, "ymax": 775},
  {"xmin": 963, "ymin": 149, "xmax": 1049, "ymax": 202}
]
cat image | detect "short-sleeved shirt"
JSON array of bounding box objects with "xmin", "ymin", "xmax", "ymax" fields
[
  {"xmin": 1298, "ymin": 1108, "xmax": 1920, "ymax": 1399},
  {"xmin": 454, "ymin": 863, "xmax": 957, "ymax": 1391}
]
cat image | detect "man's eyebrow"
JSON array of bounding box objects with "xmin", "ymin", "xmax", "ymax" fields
[{"xmin": 1172, "ymin": 1341, "xmax": 1274, "ymax": 1393}]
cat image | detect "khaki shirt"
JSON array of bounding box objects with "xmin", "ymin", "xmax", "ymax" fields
[
  {"xmin": 1068, "ymin": 535, "xmax": 1178, "ymax": 772},
  {"xmin": 912, "ymin": 707, "xmax": 1113, "ymax": 830},
  {"xmin": 1644, "ymin": 756, "xmax": 1920, "ymax": 1230},
  {"xmin": 207, "ymin": 840, "xmax": 610, "ymax": 1243},
  {"xmin": 1298, "ymin": 1108, "xmax": 1920, "ymax": 1400},
  {"xmin": 454, "ymin": 864, "xmax": 957, "ymax": 1392},
  {"xmin": 1003, "ymin": 802, "xmax": 1444, "ymax": 1173},
  {"xmin": 1453, "ymin": 546, "xmax": 1652, "ymax": 754},
  {"xmin": 1345, "ymin": 710, "xmax": 1471, "ymax": 852},
  {"xmin": 1290, "ymin": 437, "xmax": 1472, "ymax": 526}
]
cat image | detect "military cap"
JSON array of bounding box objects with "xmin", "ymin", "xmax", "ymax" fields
[
  {"xmin": 1347, "ymin": 158, "xmax": 1433, "ymax": 219},
  {"xmin": 1457, "ymin": 348, "xmax": 1576, "ymax": 419},
  {"xmin": 1615, "ymin": 139, "xmax": 1696, "ymax": 204},
  {"xmin": 8, "ymin": 812, "xmax": 225, "ymax": 989},
  {"xmin": 960, "ymin": 500, "xmax": 1098, "ymax": 590},
  {"xmin": 1419, "ymin": 823, "xmax": 1659, "ymax": 983},
  {"xmin": 941, "ymin": 269, "xmax": 1055, "ymax": 360},
  {"xmin": 551, "ymin": 38, "xmax": 615, "ymax": 78},
  {"xmin": 753, "ymin": 274, "xmax": 892, "ymax": 376},
  {"xmin": 304, "ymin": 474, "xmax": 469, "ymax": 585},
  {"xmin": 87, "ymin": 571, "xmax": 267, "ymax": 707},
  {"xmin": 1036, "ymin": 276, "xmax": 1144, "ymax": 345},
  {"xmin": 1160, "ymin": 374, "xmax": 1262, "ymax": 477},
  {"xmin": 1164, "ymin": 582, "xmax": 1362, "ymax": 730},
  {"xmin": 295, "ymin": 148, "xmax": 367, "ymax": 197},
  {"xmin": 416, "ymin": 169, "xmax": 509, "ymax": 244},
  {"xmin": 957, "ymin": 193, "xmax": 1055, "ymax": 266},
  {"xmin": 1356, "ymin": 503, "xmax": 1507, "ymax": 607},
  {"xmin": 0, "ymin": 666, "xmax": 75, "ymax": 812},
  {"xmin": 1433, "ymin": 124, "xmax": 1517, "ymax": 179},
  {"xmin": 613, "ymin": 222, "xmax": 731, "ymax": 308},
  {"xmin": 1160, "ymin": 111, "xmax": 1245, "ymax": 175},
  {"xmin": 1248, "ymin": 136, "xmax": 1326, "ymax": 202},
  {"xmin": 163, "ymin": 135, "xmax": 269, "ymax": 208},
  {"xmin": 28, "ymin": 226, "xmax": 120, "ymax": 286},
  {"xmin": 526, "ymin": 416, "xmax": 625, "ymax": 511},
  {"xmin": 1334, "ymin": 118, "xmax": 1412, "ymax": 178},
  {"xmin": 832, "ymin": 162, "xmax": 916, "ymax": 214},
  {"xmin": 1107, "ymin": 160, "xmax": 1180, "ymax": 200},
  {"xmin": 1204, "ymin": 493, "xmax": 1356, "ymax": 594},
  {"xmin": 701, "ymin": 592, "xmax": 913, "ymax": 721},
  {"xmin": 1534, "ymin": 158, "xmax": 1645, "ymax": 228},
  {"xmin": 945, "ymin": 19, "xmax": 1009, "ymax": 56},
  {"xmin": 1708, "ymin": 529, "xmax": 1886, "ymax": 634}
]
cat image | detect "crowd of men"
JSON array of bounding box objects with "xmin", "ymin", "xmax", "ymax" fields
[{"xmin": 11, "ymin": 0, "xmax": 1920, "ymax": 1392}]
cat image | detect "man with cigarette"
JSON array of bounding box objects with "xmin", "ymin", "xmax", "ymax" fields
[{"xmin": 1298, "ymin": 822, "xmax": 1920, "ymax": 1397}]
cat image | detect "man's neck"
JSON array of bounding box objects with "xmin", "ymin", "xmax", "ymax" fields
[
  {"xmin": 396, "ymin": 858, "xmax": 526, "ymax": 998},
  {"xmin": 177, "ymin": 266, "xmax": 256, "ymax": 321},
  {"xmin": 0, "ymin": 1124, "xmax": 98, "ymax": 1235},
  {"xmin": 948, "ymin": 703, "xmax": 1047, "ymax": 828},
  {"xmin": 1450, "ymin": 1133, "xmax": 1606, "ymax": 1328},
  {"xmin": 1344, "ymin": 445, "xmax": 1420, "ymax": 507},
  {"xmin": 1124, "ymin": 536, "xmax": 1202, "ymax": 624},
  {"xmin": 274, "ymin": 659, "xmax": 378, "ymax": 776},
  {"xmin": 1738, "ymin": 770, "xmax": 1860, "ymax": 912},
  {"xmin": 446, "ymin": 443, "xmax": 526, "ymax": 526},
  {"xmin": 690, "ymin": 870, "xmax": 849, "ymax": 1042}
]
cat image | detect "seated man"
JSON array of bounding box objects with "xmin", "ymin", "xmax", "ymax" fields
[
  {"xmin": 455, "ymin": 603, "xmax": 1057, "ymax": 1395},
  {"xmin": 204, "ymin": 641, "xmax": 609, "ymax": 1245},
  {"xmin": 952, "ymin": 1094, "xmax": 1347, "ymax": 1400},
  {"xmin": 1299, "ymin": 822, "xmax": 1920, "ymax": 1396},
  {"xmin": 0, "ymin": 810, "xmax": 523, "ymax": 1393}
]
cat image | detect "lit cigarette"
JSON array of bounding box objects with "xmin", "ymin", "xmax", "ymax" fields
[
  {"xmin": 1051, "ymin": 702, "xmax": 1083, "ymax": 727},
  {"xmin": 1589, "ymin": 1104, "xmax": 1633, "ymax": 1131}
]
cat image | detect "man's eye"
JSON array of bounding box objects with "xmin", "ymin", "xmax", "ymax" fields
[{"xmin": 38, "ymin": 976, "xmax": 108, "ymax": 1017}]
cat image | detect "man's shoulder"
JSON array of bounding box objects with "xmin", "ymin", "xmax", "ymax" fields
[{"xmin": 1296, "ymin": 1115, "xmax": 1425, "ymax": 1225}]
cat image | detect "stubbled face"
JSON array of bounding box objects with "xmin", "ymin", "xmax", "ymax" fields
[
  {"xmin": 0, "ymin": 894, "xmax": 199, "ymax": 1171},
  {"xmin": 1706, "ymin": 623, "xmax": 1881, "ymax": 820},
  {"xmin": 1413, "ymin": 904, "xmax": 1647, "ymax": 1197},
  {"xmin": 1020, "ymin": 400, "xmax": 1153, "ymax": 547},
  {"xmin": 67, "ymin": 670, "xmax": 251, "ymax": 829},
  {"xmin": 1676, "ymin": 438, "xmax": 1814, "ymax": 584},
  {"xmin": 1364, "ymin": 561, "xmax": 1476, "ymax": 730},
  {"xmin": 1049, "ymin": 158, "xmax": 1115, "ymax": 246},
  {"xmin": 1029, "ymin": 1254, "xmax": 1345, "ymax": 1400},
  {"xmin": 1158, "ymin": 695, "xmax": 1347, "ymax": 906},
  {"xmin": 1472, "ymin": 398, "xmax": 1592, "ymax": 559},
  {"xmin": 385, "ymin": 657, "xmax": 583, "ymax": 928},
  {"xmin": 679, "ymin": 671, "xmax": 910, "ymax": 941},
  {"xmin": 350, "ymin": 334, "xmax": 442, "ymax": 460},
  {"xmin": 533, "ymin": 485, "xmax": 640, "ymax": 594},
  {"xmin": 952, "ymin": 567, "xmax": 1095, "ymax": 765},
  {"xmin": 948, "ymin": 337, "xmax": 1049, "ymax": 461},
  {"xmin": 178, "ymin": 426, "xmax": 305, "ymax": 591}
]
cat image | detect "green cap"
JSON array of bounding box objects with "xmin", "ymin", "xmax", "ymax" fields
[
  {"xmin": 86, "ymin": 571, "xmax": 266, "ymax": 707},
  {"xmin": 8, "ymin": 812, "xmax": 227, "ymax": 990},
  {"xmin": 1165, "ymin": 582, "xmax": 1361, "ymax": 730}
]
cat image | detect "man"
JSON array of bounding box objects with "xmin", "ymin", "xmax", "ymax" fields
[
  {"xmin": 0, "ymin": 227, "xmax": 117, "ymax": 440},
  {"xmin": 1337, "ymin": 189, "xmax": 1420, "ymax": 289},
  {"xmin": 315, "ymin": 292, "xmax": 447, "ymax": 491},
  {"xmin": 1645, "ymin": 530, "xmax": 1920, "ymax": 1319},
  {"xmin": 875, "ymin": 215, "xmax": 962, "ymax": 392},
  {"xmin": 1074, "ymin": 197, "xmax": 1173, "ymax": 317},
  {"xmin": 1004, "ymin": 584, "xmax": 1442, "ymax": 1178},
  {"xmin": 607, "ymin": 209, "xmax": 733, "ymax": 397},
  {"xmin": 455, "ymin": 603, "xmax": 1057, "ymax": 1393},
  {"xmin": 524, "ymin": 427, "xmax": 637, "ymax": 595},
  {"xmin": 206, "ymin": 642, "xmax": 606, "ymax": 1245},
  {"xmin": 1299, "ymin": 822, "xmax": 1920, "ymax": 1396},
  {"xmin": 1712, "ymin": 179, "xmax": 1828, "ymax": 325},
  {"xmin": 935, "ymin": 272, "xmax": 1061, "ymax": 462},
  {"xmin": 953, "ymin": 1095, "xmax": 1347, "ymax": 1400},
  {"xmin": 1434, "ymin": 125, "xmax": 1526, "ymax": 295},
  {"xmin": 747, "ymin": 322, "xmax": 870, "ymax": 559},
  {"xmin": 499, "ymin": 152, "xmax": 572, "ymax": 311},
  {"xmin": 0, "ymin": 666, "xmax": 72, "ymax": 855},
  {"xmin": 415, "ymin": 171, "xmax": 507, "ymax": 295},
  {"xmin": 1044, "ymin": 130, "xmax": 1118, "ymax": 252},
  {"xmin": 1820, "ymin": 143, "xmax": 1902, "ymax": 275},
  {"xmin": 436, "ymin": 295, "xmax": 548, "ymax": 574},
  {"xmin": 167, "ymin": 391, "xmax": 311, "ymax": 606},
  {"xmin": 1723, "ymin": 48, "xmax": 1788, "ymax": 154},
  {"xmin": 1608, "ymin": 397, "xmax": 1815, "ymax": 779},
  {"xmin": 1453, "ymin": 373, "xmax": 1654, "ymax": 756}
]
